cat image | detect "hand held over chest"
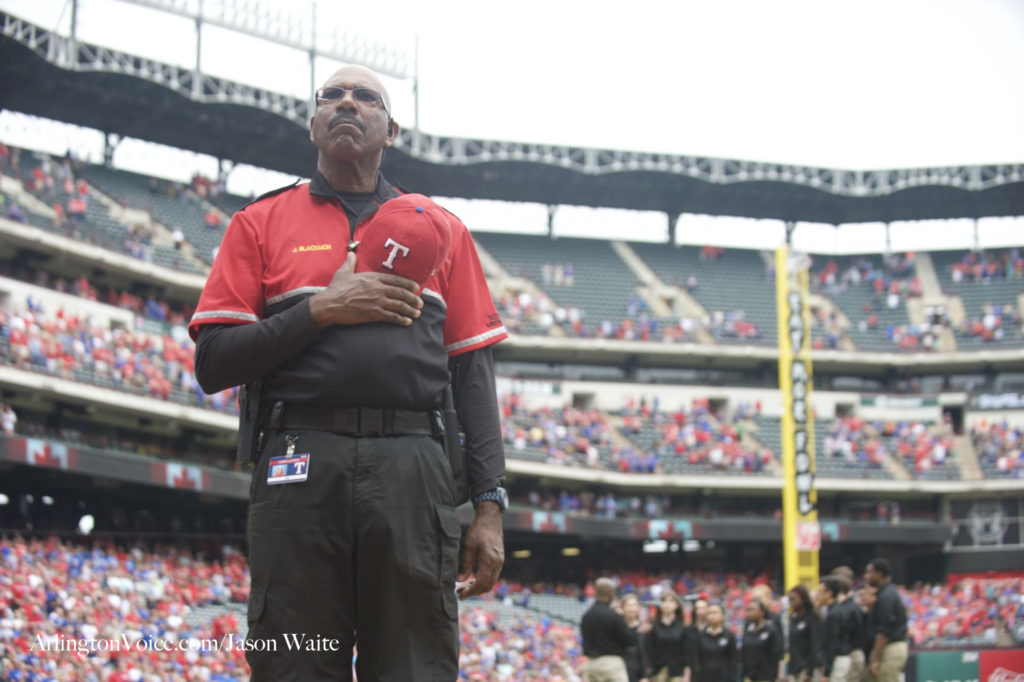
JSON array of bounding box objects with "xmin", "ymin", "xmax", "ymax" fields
[{"xmin": 309, "ymin": 252, "xmax": 424, "ymax": 329}]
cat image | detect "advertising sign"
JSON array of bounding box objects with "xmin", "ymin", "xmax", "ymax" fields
[
  {"xmin": 979, "ymin": 650, "xmax": 1024, "ymax": 682},
  {"xmin": 915, "ymin": 650, "xmax": 978, "ymax": 682}
]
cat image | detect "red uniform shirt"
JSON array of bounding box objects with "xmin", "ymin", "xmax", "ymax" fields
[{"xmin": 189, "ymin": 178, "xmax": 506, "ymax": 408}]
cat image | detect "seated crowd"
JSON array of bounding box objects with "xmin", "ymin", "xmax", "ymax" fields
[
  {"xmin": 812, "ymin": 252, "xmax": 921, "ymax": 301},
  {"xmin": 0, "ymin": 301, "xmax": 237, "ymax": 414},
  {"xmin": 970, "ymin": 420, "xmax": 1024, "ymax": 477},
  {"xmin": 0, "ymin": 263, "xmax": 194, "ymax": 327},
  {"xmin": 620, "ymin": 397, "xmax": 773, "ymax": 474},
  {"xmin": 500, "ymin": 393, "xmax": 615, "ymax": 470},
  {"xmin": 960, "ymin": 302, "xmax": 1022, "ymax": 343},
  {"xmin": 6, "ymin": 142, "xmax": 1022, "ymax": 354},
  {"xmin": 823, "ymin": 417, "xmax": 956, "ymax": 475},
  {"xmin": 3, "ymin": 535, "xmax": 1022, "ymax": 681},
  {"xmin": 521, "ymin": 489, "xmax": 670, "ymax": 520},
  {"xmin": 1, "ymin": 535, "xmax": 250, "ymax": 681},
  {"xmin": 496, "ymin": 290, "xmax": 708, "ymax": 344},
  {"xmin": 950, "ymin": 249, "xmax": 1024, "ymax": 283},
  {"xmin": 0, "ymin": 306, "xmax": 973, "ymax": 479},
  {"xmin": 499, "ymin": 394, "xmax": 774, "ymax": 475},
  {"xmin": 1, "ymin": 145, "xmax": 211, "ymax": 271}
]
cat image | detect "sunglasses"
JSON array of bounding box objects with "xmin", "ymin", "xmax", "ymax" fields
[{"xmin": 315, "ymin": 86, "xmax": 390, "ymax": 119}]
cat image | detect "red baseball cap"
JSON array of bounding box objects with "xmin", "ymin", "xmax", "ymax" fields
[{"xmin": 355, "ymin": 193, "xmax": 452, "ymax": 286}]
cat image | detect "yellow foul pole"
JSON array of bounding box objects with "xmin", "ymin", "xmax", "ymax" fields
[{"xmin": 776, "ymin": 245, "xmax": 820, "ymax": 592}]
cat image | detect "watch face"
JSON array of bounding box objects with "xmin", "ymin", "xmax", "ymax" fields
[{"xmin": 476, "ymin": 488, "xmax": 508, "ymax": 511}]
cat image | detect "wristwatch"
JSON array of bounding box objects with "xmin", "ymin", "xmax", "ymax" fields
[{"xmin": 472, "ymin": 487, "xmax": 508, "ymax": 513}]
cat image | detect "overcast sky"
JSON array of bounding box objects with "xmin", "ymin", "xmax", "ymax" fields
[{"xmin": 1, "ymin": 0, "xmax": 1022, "ymax": 251}]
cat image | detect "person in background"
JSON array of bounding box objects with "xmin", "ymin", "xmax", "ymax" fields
[
  {"xmin": 741, "ymin": 599, "xmax": 783, "ymax": 682},
  {"xmin": 855, "ymin": 584, "xmax": 877, "ymax": 682},
  {"xmin": 787, "ymin": 584, "xmax": 824, "ymax": 682},
  {"xmin": 751, "ymin": 584, "xmax": 785, "ymax": 638},
  {"xmin": 689, "ymin": 596, "xmax": 710, "ymax": 682},
  {"xmin": 646, "ymin": 591, "xmax": 691, "ymax": 682},
  {"xmin": 830, "ymin": 566, "xmax": 865, "ymax": 680},
  {"xmin": 696, "ymin": 602, "xmax": 737, "ymax": 682},
  {"xmin": 1, "ymin": 403, "xmax": 16, "ymax": 435},
  {"xmin": 692, "ymin": 597, "xmax": 710, "ymax": 631},
  {"xmin": 864, "ymin": 559, "xmax": 908, "ymax": 682},
  {"xmin": 621, "ymin": 593, "xmax": 651, "ymax": 682},
  {"xmin": 582, "ymin": 578, "xmax": 638, "ymax": 682},
  {"xmin": 820, "ymin": 575, "xmax": 862, "ymax": 682}
]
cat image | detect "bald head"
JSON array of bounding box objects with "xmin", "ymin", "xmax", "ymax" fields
[{"xmin": 595, "ymin": 578, "xmax": 617, "ymax": 603}]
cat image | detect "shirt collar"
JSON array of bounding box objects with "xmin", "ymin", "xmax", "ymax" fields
[{"xmin": 308, "ymin": 169, "xmax": 400, "ymax": 203}]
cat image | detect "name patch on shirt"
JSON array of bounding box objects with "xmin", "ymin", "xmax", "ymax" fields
[{"xmin": 267, "ymin": 453, "xmax": 310, "ymax": 484}]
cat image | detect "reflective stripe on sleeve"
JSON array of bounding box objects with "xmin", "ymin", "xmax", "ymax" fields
[
  {"xmin": 445, "ymin": 325, "xmax": 507, "ymax": 353},
  {"xmin": 190, "ymin": 310, "xmax": 260, "ymax": 323}
]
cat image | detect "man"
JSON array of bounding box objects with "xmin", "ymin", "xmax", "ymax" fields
[
  {"xmin": 864, "ymin": 559, "xmax": 908, "ymax": 682},
  {"xmin": 190, "ymin": 65, "xmax": 508, "ymax": 681},
  {"xmin": 854, "ymin": 585, "xmax": 876, "ymax": 682},
  {"xmin": 819, "ymin": 575, "xmax": 862, "ymax": 682},
  {"xmin": 829, "ymin": 566, "xmax": 865, "ymax": 681},
  {"xmin": 581, "ymin": 578, "xmax": 637, "ymax": 682}
]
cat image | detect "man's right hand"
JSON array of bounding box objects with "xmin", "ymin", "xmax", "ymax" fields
[{"xmin": 308, "ymin": 252, "xmax": 423, "ymax": 329}]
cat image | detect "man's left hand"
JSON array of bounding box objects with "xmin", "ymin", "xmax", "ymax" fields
[
  {"xmin": 457, "ymin": 502, "xmax": 504, "ymax": 599},
  {"xmin": 869, "ymin": 660, "xmax": 879, "ymax": 677}
]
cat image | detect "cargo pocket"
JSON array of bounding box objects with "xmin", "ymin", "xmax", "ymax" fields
[{"xmin": 436, "ymin": 505, "xmax": 461, "ymax": 620}]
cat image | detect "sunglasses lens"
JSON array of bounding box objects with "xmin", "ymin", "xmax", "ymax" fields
[
  {"xmin": 316, "ymin": 87, "xmax": 384, "ymax": 110},
  {"xmin": 317, "ymin": 87, "xmax": 341, "ymax": 101},
  {"xmin": 354, "ymin": 89, "xmax": 378, "ymax": 104}
]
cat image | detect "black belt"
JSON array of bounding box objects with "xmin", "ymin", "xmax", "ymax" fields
[{"xmin": 263, "ymin": 402, "xmax": 441, "ymax": 438}]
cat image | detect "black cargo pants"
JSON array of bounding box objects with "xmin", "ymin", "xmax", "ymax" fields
[{"xmin": 245, "ymin": 429, "xmax": 461, "ymax": 681}]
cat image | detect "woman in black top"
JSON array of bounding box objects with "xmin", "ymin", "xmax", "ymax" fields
[
  {"xmin": 646, "ymin": 591, "xmax": 690, "ymax": 682},
  {"xmin": 621, "ymin": 594, "xmax": 651, "ymax": 682},
  {"xmin": 741, "ymin": 599, "xmax": 782, "ymax": 682},
  {"xmin": 696, "ymin": 602, "xmax": 737, "ymax": 682},
  {"xmin": 786, "ymin": 585, "xmax": 824, "ymax": 682}
]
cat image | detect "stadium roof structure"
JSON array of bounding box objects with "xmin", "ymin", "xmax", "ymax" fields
[{"xmin": 3, "ymin": 10, "xmax": 1024, "ymax": 225}]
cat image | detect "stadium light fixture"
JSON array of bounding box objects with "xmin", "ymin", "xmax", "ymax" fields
[
  {"xmin": 561, "ymin": 547, "xmax": 581, "ymax": 557},
  {"xmin": 682, "ymin": 540, "xmax": 701, "ymax": 552},
  {"xmin": 41, "ymin": 496, "xmax": 54, "ymax": 506},
  {"xmin": 512, "ymin": 549, "xmax": 531, "ymax": 559},
  {"xmin": 0, "ymin": 494, "xmax": 8, "ymax": 505},
  {"xmin": 77, "ymin": 514, "xmax": 95, "ymax": 535},
  {"xmin": 642, "ymin": 540, "xmax": 668, "ymax": 554}
]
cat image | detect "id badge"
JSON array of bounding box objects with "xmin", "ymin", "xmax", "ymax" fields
[{"xmin": 267, "ymin": 453, "xmax": 310, "ymax": 484}]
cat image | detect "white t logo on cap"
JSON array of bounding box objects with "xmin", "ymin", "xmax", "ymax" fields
[{"xmin": 381, "ymin": 238, "xmax": 410, "ymax": 270}]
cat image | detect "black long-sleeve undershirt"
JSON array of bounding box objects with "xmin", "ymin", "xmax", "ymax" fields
[
  {"xmin": 448, "ymin": 342, "xmax": 504, "ymax": 497},
  {"xmin": 194, "ymin": 300, "xmax": 505, "ymax": 495},
  {"xmin": 194, "ymin": 300, "xmax": 319, "ymax": 394}
]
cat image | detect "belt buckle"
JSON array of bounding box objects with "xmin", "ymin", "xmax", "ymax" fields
[{"xmin": 359, "ymin": 407, "xmax": 384, "ymax": 436}]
